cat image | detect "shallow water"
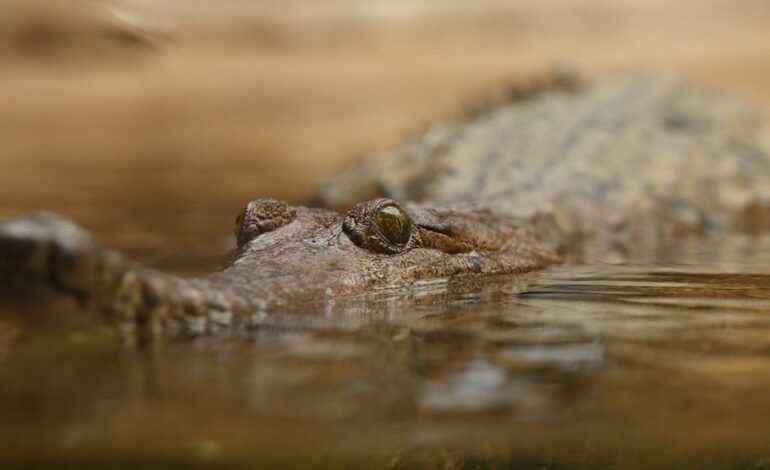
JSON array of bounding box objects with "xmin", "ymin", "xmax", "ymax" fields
[{"xmin": 2, "ymin": 237, "xmax": 770, "ymax": 467}]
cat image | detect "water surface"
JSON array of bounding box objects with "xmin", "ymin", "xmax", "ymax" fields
[{"xmin": 3, "ymin": 236, "xmax": 770, "ymax": 467}]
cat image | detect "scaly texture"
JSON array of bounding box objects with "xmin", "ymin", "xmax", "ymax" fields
[
  {"xmin": 2, "ymin": 74, "xmax": 770, "ymax": 334},
  {"xmin": 318, "ymin": 75, "xmax": 770, "ymax": 258}
]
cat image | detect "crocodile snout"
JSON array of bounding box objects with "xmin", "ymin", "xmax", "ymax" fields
[{"xmin": 0, "ymin": 214, "xmax": 102, "ymax": 292}]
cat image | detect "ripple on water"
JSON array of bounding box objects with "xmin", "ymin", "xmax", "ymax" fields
[{"xmin": 4, "ymin": 236, "xmax": 770, "ymax": 465}]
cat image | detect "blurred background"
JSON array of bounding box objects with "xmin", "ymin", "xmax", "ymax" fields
[{"xmin": 1, "ymin": 0, "xmax": 769, "ymax": 273}]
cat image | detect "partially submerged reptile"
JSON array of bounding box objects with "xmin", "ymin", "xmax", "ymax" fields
[{"xmin": 2, "ymin": 74, "xmax": 770, "ymax": 333}]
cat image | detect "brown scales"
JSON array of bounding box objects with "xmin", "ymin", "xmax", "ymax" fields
[{"xmin": 2, "ymin": 74, "xmax": 770, "ymax": 334}]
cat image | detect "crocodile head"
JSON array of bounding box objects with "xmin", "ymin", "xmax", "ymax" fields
[
  {"xmin": 208, "ymin": 198, "xmax": 558, "ymax": 304},
  {"xmin": 0, "ymin": 199, "xmax": 558, "ymax": 329}
]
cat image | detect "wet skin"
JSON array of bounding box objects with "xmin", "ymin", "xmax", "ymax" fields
[
  {"xmin": 0, "ymin": 199, "xmax": 557, "ymax": 332},
  {"xmin": 3, "ymin": 74, "xmax": 770, "ymax": 333}
]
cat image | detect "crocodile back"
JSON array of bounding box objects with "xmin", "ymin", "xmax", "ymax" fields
[{"xmin": 318, "ymin": 75, "xmax": 770, "ymax": 257}]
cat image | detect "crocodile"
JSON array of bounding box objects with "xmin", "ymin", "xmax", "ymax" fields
[{"xmin": 2, "ymin": 74, "xmax": 770, "ymax": 334}]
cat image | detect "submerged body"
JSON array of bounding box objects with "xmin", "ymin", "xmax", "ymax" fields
[{"xmin": 2, "ymin": 75, "xmax": 770, "ymax": 333}]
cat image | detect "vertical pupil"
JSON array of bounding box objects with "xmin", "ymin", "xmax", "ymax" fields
[{"xmin": 376, "ymin": 206, "xmax": 410, "ymax": 246}]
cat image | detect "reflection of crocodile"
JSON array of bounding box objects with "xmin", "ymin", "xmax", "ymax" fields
[{"xmin": 2, "ymin": 75, "xmax": 770, "ymax": 333}]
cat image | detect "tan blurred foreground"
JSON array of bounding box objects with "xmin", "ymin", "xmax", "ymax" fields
[{"xmin": 1, "ymin": 0, "xmax": 770, "ymax": 271}]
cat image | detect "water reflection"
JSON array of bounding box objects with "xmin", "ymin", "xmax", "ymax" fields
[{"xmin": 3, "ymin": 238, "xmax": 770, "ymax": 465}]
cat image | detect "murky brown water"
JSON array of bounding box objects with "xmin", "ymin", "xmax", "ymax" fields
[{"xmin": 3, "ymin": 237, "xmax": 770, "ymax": 467}]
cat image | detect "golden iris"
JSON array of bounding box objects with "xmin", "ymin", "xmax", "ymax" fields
[{"xmin": 375, "ymin": 205, "xmax": 411, "ymax": 247}]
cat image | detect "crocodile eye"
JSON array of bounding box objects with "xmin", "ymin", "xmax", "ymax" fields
[
  {"xmin": 343, "ymin": 199, "xmax": 415, "ymax": 254},
  {"xmin": 234, "ymin": 199, "xmax": 296, "ymax": 247},
  {"xmin": 375, "ymin": 205, "xmax": 411, "ymax": 247}
]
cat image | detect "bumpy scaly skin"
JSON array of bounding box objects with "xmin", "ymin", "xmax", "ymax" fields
[
  {"xmin": 318, "ymin": 74, "xmax": 770, "ymax": 258},
  {"xmin": 0, "ymin": 201, "xmax": 556, "ymax": 334},
  {"xmin": 2, "ymin": 74, "xmax": 770, "ymax": 333}
]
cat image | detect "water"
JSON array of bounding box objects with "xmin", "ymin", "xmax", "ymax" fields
[{"xmin": 2, "ymin": 237, "xmax": 770, "ymax": 467}]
